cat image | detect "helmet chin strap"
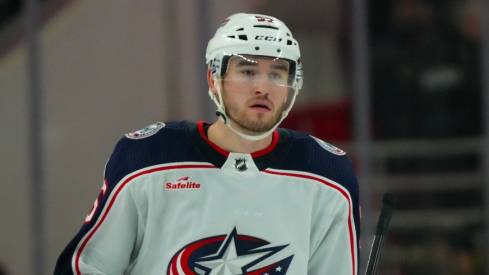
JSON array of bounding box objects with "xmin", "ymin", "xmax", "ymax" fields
[{"xmin": 208, "ymin": 76, "xmax": 298, "ymax": 141}]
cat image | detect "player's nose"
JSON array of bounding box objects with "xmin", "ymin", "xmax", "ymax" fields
[{"xmin": 251, "ymin": 78, "xmax": 270, "ymax": 95}]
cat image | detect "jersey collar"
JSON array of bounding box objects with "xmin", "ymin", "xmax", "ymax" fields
[
  {"xmin": 186, "ymin": 121, "xmax": 290, "ymax": 171},
  {"xmin": 196, "ymin": 121, "xmax": 279, "ymax": 158}
]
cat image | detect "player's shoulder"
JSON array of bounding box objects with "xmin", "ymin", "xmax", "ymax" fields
[
  {"xmin": 123, "ymin": 121, "xmax": 185, "ymax": 141},
  {"xmin": 104, "ymin": 120, "xmax": 203, "ymax": 185},
  {"xmin": 284, "ymin": 128, "xmax": 347, "ymax": 157},
  {"xmin": 109, "ymin": 121, "xmax": 195, "ymax": 167},
  {"xmin": 277, "ymin": 128, "xmax": 357, "ymax": 191},
  {"xmin": 114, "ymin": 121, "xmax": 190, "ymax": 149}
]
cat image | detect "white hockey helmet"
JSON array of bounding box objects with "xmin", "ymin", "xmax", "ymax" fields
[{"xmin": 206, "ymin": 13, "xmax": 303, "ymax": 141}]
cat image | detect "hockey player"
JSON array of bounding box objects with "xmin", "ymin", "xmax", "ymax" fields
[{"xmin": 54, "ymin": 13, "xmax": 360, "ymax": 274}]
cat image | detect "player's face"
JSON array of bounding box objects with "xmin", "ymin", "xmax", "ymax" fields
[{"xmin": 220, "ymin": 55, "xmax": 290, "ymax": 135}]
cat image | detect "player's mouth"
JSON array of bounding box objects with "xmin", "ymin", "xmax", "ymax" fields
[{"xmin": 249, "ymin": 100, "xmax": 271, "ymax": 112}]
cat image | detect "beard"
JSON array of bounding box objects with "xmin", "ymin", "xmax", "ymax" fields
[{"xmin": 222, "ymin": 94, "xmax": 284, "ymax": 135}]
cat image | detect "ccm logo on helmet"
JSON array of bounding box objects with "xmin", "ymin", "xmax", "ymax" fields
[
  {"xmin": 255, "ymin": 35, "xmax": 277, "ymax": 41},
  {"xmin": 255, "ymin": 16, "xmax": 274, "ymax": 23}
]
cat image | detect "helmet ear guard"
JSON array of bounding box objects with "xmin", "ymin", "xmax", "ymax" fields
[{"xmin": 205, "ymin": 13, "xmax": 303, "ymax": 141}]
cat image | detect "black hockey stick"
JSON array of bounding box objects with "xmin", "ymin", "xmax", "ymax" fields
[{"xmin": 365, "ymin": 193, "xmax": 397, "ymax": 275}]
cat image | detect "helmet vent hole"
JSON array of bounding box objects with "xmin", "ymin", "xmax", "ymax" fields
[
  {"xmin": 255, "ymin": 46, "xmax": 260, "ymax": 51},
  {"xmin": 277, "ymin": 49, "xmax": 281, "ymax": 53},
  {"xmin": 287, "ymin": 40, "xmax": 293, "ymax": 45},
  {"xmin": 253, "ymin": 25, "xmax": 279, "ymax": 30},
  {"xmin": 238, "ymin": 35, "xmax": 248, "ymax": 41},
  {"xmin": 228, "ymin": 35, "xmax": 236, "ymax": 39},
  {"xmin": 236, "ymin": 28, "xmax": 244, "ymax": 31}
]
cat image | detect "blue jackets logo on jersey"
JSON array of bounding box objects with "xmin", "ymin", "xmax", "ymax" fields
[
  {"xmin": 167, "ymin": 227, "xmax": 293, "ymax": 274},
  {"xmin": 125, "ymin": 122, "xmax": 165, "ymax": 139},
  {"xmin": 311, "ymin": 136, "xmax": 346, "ymax": 155}
]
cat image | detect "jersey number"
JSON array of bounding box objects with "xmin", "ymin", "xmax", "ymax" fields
[{"xmin": 84, "ymin": 180, "xmax": 108, "ymax": 223}]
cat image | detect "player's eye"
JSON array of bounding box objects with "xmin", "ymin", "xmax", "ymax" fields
[
  {"xmin": 241, "ymin": 69, "xmax": 255, "ymax": 76},
  {"xmin": 269, "ymin": 72, "xmax": 282, "ymax": 79},
  {"xmin": 269, "ymin": 71, "xmax": 288, "ymax": 84}
]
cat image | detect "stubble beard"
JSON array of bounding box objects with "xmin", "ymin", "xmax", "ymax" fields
[{"xmin": 223, "ymin": 95, "xmax": 283, "ymax": 135}]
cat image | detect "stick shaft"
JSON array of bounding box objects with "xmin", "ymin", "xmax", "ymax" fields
[
  {"xmin": 365, "ymin": 193, "xmax": 396, "ymax": 275},
  {"xmin": 365, "ymin": 235, "xmax": 385, "ymax": 275}
]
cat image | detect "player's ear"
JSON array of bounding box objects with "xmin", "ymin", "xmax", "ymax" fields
[{"xmin": 207, "ymin": 68, "xmax": 218, "ymax": 95}]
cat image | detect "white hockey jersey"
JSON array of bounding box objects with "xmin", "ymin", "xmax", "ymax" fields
[{"xmin": 54, "ymin": 121, "xmax": 360, "ymax": 275}]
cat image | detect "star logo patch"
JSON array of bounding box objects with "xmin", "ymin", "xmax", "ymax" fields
[{"xmin": 167, "ymin": 227, "xmax": 294, "ymax": 274}]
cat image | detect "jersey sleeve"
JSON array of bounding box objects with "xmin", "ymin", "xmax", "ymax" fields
[
  {"xmin": 54, "ymin": 138, "xmax": 141, "ymax": 275},
  {"xmin": 274, "ymin": 131, "xmax": 360, "ymax": 274},
  {"xmin": 308, "ymin": 168, "xmax": 360, "ymax": 275}
]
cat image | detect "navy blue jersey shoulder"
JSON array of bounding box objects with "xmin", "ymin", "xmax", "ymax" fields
[
  {"xmin": 274, "ymin": 129, "xmax": 357, "ymax": 187},
  {"xmin": 106, "ymin": 121, "xmax": 206, "ymax": 185}
]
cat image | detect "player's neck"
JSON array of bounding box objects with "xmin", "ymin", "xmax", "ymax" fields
[{"xmin": 207, "ymin": 119, "xmax": 273, "ymax": 154}]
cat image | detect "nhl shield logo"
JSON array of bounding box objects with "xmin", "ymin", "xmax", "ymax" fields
[{"xmin": 234, "ymin": 158, "xmax": 248, "ymax": 172}]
